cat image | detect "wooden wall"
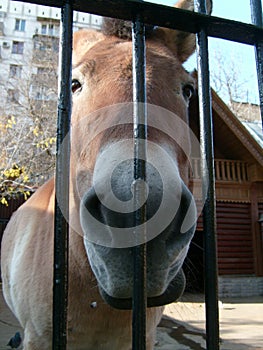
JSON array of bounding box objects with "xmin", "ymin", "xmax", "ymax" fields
[
  {"xmin": 216, "ymin": 202, "xmax": 254, "ymax": 275},
  {"xmin": 196, "ymin": 200, "xmax": 259, "ymax": 276}
]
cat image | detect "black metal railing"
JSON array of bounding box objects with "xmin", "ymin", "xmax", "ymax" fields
[
  {"xmin": 11, "ymin": 0, "xmax": 263, "ymax": 349},
  {"xmin": 195, "ymin": 1, "xmax": 219, "ymax": 348},
  {"xmin": 132, "ymin": 14, "xmax": 148, "ymax": 350},
  {"xmin": 251, "ymin": 0, "xmax": 263, "ymax": 128},
  {"xmin": 52, "ymin": 2, "xmax": 73, "ymax": 348}
]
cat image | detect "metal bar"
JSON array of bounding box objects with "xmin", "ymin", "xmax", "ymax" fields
[
  {"xmin": 132, "ymin": 12, "xmax": 147, "ymax": 350},
  {"xmin": 14, "ymin": 0, "xmax": 263, "ymax": 46},
  {"xmin": 195, "ymin": 1, "xmax": 220, "ymax": 350},
  {"xmin": 250, "ymin": 0, "xmax": 263, "ymax": 129},
  {"xmin": 52, "ymin": 1, "xmax": 73, "ymax": 349}
]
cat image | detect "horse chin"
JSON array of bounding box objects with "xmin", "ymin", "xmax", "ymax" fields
[{"xmin": 98, "ymin": 269, "xmax": 186, "ymax": 310}]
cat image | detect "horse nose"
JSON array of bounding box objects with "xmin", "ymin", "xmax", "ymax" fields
[
  {"xmin": 79, "ymin": 143, "xmax": 197, "ymax": 303},
  {"xmin": 81, "ymin": 159, "xmax": 163, "ymax": 237},
  {"xmin": 80, "ymin": 149, "xmax": 197, "ymax": 248},
  {"xmin": 79, "ymin": 140, "xmax": 196, "ymax": 248}
]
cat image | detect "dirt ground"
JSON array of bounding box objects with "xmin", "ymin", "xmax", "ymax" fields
[{"xmin": 1, "ymin": 287, "xmax": 263, "ymax": 349}]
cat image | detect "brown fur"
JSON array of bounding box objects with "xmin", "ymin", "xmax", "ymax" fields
[{"xmin": 1, "ymin": 1, "xmax": 211, "ymax": 349}]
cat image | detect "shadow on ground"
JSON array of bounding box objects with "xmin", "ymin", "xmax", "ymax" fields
[
  {"xmin": 155, "ymin": 315, "xmax": 261, "ymax": 350},
  {"xmin": 1, "ymin": 289, "xmax": 262, "ymax": 350}
]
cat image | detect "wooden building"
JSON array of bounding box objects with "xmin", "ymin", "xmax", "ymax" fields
[{"xmin": 186, "ymin": 90, "xmax": 263, "ymax": 297}]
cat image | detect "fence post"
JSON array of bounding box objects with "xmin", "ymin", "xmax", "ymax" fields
[
  {"xmin": 52, "ymin": 1, "xmax": 73, "ymax": 348},
  {"xmin": 132, "ymin": 12, "xmax": 147, "ymax": 350},
  {"xmin": 195, "ymin": 1, "xmax": 220, "ymax": 349},
  {"xmin": 250, "ymin": 0, "xmax": 263, "ymax": 129}
]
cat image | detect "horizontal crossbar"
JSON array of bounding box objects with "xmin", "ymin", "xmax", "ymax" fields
[{"xmin": 15, "ymin": 0, "xmax": 263, "ymax": 46}]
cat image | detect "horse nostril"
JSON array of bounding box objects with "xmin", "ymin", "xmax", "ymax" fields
[{"xmin": 82, "ymin": 187, "xmax": 105, "ymax": 224}]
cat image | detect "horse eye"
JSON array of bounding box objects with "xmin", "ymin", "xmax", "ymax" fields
[
  {"xmin": 183, "ymin": 84, "xmax": 194, "ymax": 100},
  {"xmin": 72, "ymin": 79, "xmax": 82, "ymax": 94}
]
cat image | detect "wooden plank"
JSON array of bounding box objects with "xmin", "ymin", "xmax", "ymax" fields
[
  {"xmin": 218, "ymin": 268, "xmax": 254, "ymax": 274},
  {"xmin": 196, "ymin": 201, "xmax": 257, "ymax": 275},
  {"xmin": 216, "ymin": 201, "xmax": 254, "ymax": 275},
  {"xmin": 217, "ymin": 226, "xmax": 251, "ymax": 232},
  {"xmin": 218, "ymin": 262, "xmax": 254, "ymax": 268},
  {"xmin": 217, "ymin": 213, "xmax": 250, "ymax": 219},
  {"xmin": 218, "ymin": 233, "xmax": 251, "ymax": 238},
  {"xmin": 218, "ymin": 252, "xmax": 254, "ymax": 258},
  {"xmin": 219, "ymin": 264, "xmax": 253, "ymax": 268},
  {"xmin": 218, "ymin": 246, "xmax": 253, "ymax": 252}
]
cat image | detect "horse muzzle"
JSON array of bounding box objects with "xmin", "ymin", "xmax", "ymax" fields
[{"xmin": 79, "ymin": 142, "xmax": 197, "ymax": 309}]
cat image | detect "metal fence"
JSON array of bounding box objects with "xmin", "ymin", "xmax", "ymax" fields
[{"xmin": 13, "ymin": 0, "xmax": 263, "ymax": 349}]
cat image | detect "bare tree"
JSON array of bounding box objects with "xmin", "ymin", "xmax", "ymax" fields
[
  {"xmin": 210, "ymin": 48, "xmax": 261, "ymax": 125},
  {"xmin": 210, "ymin": 50, "xmax": 251, "ymax": 112},
  {"xmin": 0, "ymin": 34, "xmax": 59, "ymax": 204}
]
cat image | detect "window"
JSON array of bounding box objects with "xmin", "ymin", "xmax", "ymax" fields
[
  {"xmin": 15, "ymin": 19, "xmax": 26, "ymax": 31},
  {"xmin": 41, "ymin": 24, "xmax": 47, "ymax": 35},
  {"xmin": 37, "ymin": 67, "xmax": 49, "ymax": 74},
  {"xmin": 7, "ymin": 89, "xmax": 19, "ymax": 103},
  {"xmin": 0, "ymin": 22, "xmax": 4, "ymax": 36},
  {"xmin": 41, "ymin": 23, "xmax": 59, "ymax": 36},
  {"xmin": 12, "ymin": 41, "xmax": 24, "ymax": 54},
  {"xmin": 33, "ymin": 37, "xmax": 59, "ymax": 53},
  {"xmin": 30, "ymin": 84, "xmax": 50, "ymax": 101},
  {"xmin": 34, "ymin": 39, "xmax": 45, "ymax": 50},
  {"xmin": 9, "ymin": 65, "xmax": 22, "ymax": 78}
]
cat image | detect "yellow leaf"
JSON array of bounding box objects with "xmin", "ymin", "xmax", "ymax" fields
[
  {"xmin": 23, "ymin": 175, "xmax": 29, "ymax": 182},
  {"xmin": 1, "ymin": 197, "xmax": 8, "ymax": 206}
]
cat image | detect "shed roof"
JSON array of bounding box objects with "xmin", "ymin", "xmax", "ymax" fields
[{"xmin": 189, "ymin": 89, "xmax": 263, "ymax": 167}]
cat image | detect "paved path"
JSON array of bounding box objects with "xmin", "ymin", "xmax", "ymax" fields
[
  {"xmin": 156, "ymin": 294, "xmax": 263, "ymax": 349},
  {"xmin": 0, "ymin": 288, "xmax": 262, "ymax": 349}
]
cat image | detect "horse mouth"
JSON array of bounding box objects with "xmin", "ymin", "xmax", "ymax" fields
[{"xmin": 99, "ymin": 269, "xmax": 185, "ymax": 310}]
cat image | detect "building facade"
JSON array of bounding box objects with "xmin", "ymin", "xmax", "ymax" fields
[
  {"xmin": 0, "ymin": 0, "xmax": 102, "ymax": 187},
  {"xmin": 185, "ymin": 90, "xmax": 263, "ymax": 298},
  {"xmin": 0, "ymin": 0, "xmax": 102, "ymax": 112}
]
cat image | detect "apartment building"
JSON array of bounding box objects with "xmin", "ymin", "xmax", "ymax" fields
[
  {"xmin": 0, "ymin": 0, "xmax": 102, "ymax": 187},
  {"xmin": 0, "ymin": 0, "xmax": 102, "ymax": 112}
]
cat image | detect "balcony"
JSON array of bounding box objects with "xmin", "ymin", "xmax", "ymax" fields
[
  {"xmin": 32, "ymin": 34, "xmax": 59, "ymax": 64},
  {"xmin": 190, "ymin": 158, "xmax": 250, "ymax": 202},
  {"xmin": 190, "ymin": 158, "xmax": 249, "ymax": 182}
]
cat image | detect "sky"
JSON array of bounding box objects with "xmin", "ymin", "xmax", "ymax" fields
[{"xmin": 145, "ymin": 0, "xmax": 261, "ymax": 104}]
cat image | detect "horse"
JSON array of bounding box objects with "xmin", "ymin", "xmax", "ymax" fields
[{"xmin": 1, "ymin": 0, "xmax": 211, "ymax": 348}]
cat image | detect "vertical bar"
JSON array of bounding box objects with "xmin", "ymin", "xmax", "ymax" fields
[
  {"xmin": 215, "ymin": 160, "xmax": 221, "ymax": 180},
  {"xmin": 250, "ymin": 0, "xmax": 263, "ymax": 129},
  {"xmin": 132, "ymin": 12, "xmax": 147, "ymax": 350},
  {"xmin": 231, "ymin": 162, "xmax": 237, "ymax": 181},
  {"xmin": 237, "ymin": 161, "xmax": 242, "ymax": 182},
  {"xmin": 226, "ymin": 161, "xmax": 231, "ymax": 181},
  {"xmin": 194, "ymin": 1, "xmax": 220, "ymax": 349},
  {"xmin": 53, "ymin": 1, "xmax": 73, "ymax": 349}
]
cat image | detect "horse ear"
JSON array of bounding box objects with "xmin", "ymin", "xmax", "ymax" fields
[
  {"xmin": 155, "ymin": 0, "xmax": 212, "ymax": 63},
  {"xmin": 72, "ymin": 30, "xmax": 105, "ymax": 65}
]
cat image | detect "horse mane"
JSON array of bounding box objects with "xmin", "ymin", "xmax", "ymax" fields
[{"xmin": 102, "ymin": 18, "xmax": 156, "ymax": 39}]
